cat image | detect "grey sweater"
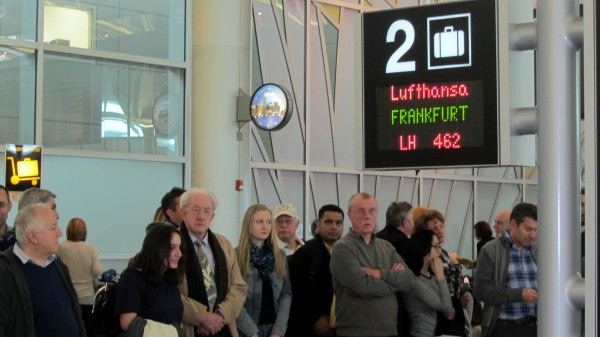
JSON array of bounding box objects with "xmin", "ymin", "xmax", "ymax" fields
[
  {"xmin": 330, "ymin": 230, "xmax": 420, "ymax": 337},
  {"xmin": 403, "ymin": 275, "xmax": 453, "ymax": 337}
]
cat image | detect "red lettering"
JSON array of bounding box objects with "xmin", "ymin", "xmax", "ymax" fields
[
  {"xmin": 389, "ymin": 82, "xmax": 470, "ymax": 102},
  {"xmin": 399, "ymin": 134, "xmax": 417, "ymax": 150}
]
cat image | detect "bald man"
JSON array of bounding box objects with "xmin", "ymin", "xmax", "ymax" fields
[{"xmin": 493, "ymin": 209, "xmax": 512, "ymax": 238}]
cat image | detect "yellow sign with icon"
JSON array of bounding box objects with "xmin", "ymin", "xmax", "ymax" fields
[{"xmin": 4, "ymin": 144, "xmax": 42, "ymax": 191}]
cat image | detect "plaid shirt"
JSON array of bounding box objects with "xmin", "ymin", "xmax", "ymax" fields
[{"xmin": 498, "ymin": 231, "xmax": 537, "ymax": 319}]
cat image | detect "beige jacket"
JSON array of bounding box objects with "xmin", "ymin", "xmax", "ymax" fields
[
  {"xmin": 179, "ymin": 232, "xmax": 247, "ymax": 337},
  {"xmin": 57, "ymin": 240, "xmax": 104, "ymax": 305}
]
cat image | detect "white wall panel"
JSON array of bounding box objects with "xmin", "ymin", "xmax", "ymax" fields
[
  {"xmin": 335, "ymin": 8, "xmax": 360, "ymax": 169},
  {"xmin": 308, "ymin": 4, "xmax": 335, "ymax": 166},
  {"xmin": 253, "ymin": 1, "xmax": 305, "ymax": 164}
]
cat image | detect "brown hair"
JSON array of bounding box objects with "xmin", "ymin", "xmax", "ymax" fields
[
  {"xmin": 474, "ymin": 221, "xmax": 493, "ymax": 240},
  {"xmin": 137, "ymin": 224, "xmax": 185, "ymax": 284},
  {"xmin": 66, "ymin": 217, "xmax": 87, "ymax": 241},
  {"xmin": 412, "ymin": 209, "xmax": 445, "ymax": 235}
]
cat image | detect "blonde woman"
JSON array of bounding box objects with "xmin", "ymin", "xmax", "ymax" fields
[
  {"xmin": 57, "ymin": 218, "xmax": 104, "ymax": 336},
  {"xmin": 236, "ymin": 204, "xmax": 292, "ymax": 337}
]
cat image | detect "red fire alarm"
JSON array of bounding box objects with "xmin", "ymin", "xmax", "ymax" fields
[{"xmin": 235, "ymin": 179, "xmax": 244, "ymax": 191}]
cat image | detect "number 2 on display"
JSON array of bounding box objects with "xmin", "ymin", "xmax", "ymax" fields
[{"xmin": 386, "ymin": 20, "xmax": 416, "ymax": 73}]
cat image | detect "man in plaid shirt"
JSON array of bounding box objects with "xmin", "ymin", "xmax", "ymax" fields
[{"xmin": 473, "ymin": 203, "xmax": 538, "ymax": 337}]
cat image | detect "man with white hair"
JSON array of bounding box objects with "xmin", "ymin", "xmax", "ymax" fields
[
  {"xmin": 0, "ymin": 187, "xmax": 60, "ymax": 251},
  {"xmin": 493, "ymin": 209, "xmax": 512, "ymax": 238},
  {"xmin": 0, "ymin": 203, "xmax": 85, "ymax": 337},
  {"xmin": 178, "ymin": 187, "xmax": 247, "ymax": 337},
  {"xmin": 330, "ymin": 192, "xmax": 427, "ymax": 337}
]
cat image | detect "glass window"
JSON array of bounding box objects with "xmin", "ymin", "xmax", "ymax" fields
[
  {"xmin": 0, "ymin": 0, "xmax": 37, "ymax": 41},
  {"xmin": 42, "ymin": 53, "xmax": 184, "ymax": 156},
  {"xmin": 0, "ymin": 46, "xmax": 36, "ymax": 145},
  {"xmin": 43, "ymin": 0, "xmax": 185, "ymax": 61}
]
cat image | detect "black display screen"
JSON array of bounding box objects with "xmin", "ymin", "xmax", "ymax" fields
[{"xmin": 363, "ymin": 0, "xmax": 498, "ymax": 169}]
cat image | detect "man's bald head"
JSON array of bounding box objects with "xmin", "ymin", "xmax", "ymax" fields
[{"xmin": 493, "ymin": 208, "xmax": 512, "ymax": 237}]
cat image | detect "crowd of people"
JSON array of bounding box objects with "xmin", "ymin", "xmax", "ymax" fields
[{"xmin": 0, "ymin": 184, "xmax": 541, "ymax": 337}]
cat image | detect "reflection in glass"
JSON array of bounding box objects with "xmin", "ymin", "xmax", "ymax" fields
[
  {"xmin": 44, "ymin": 4, "xmax": 91, "ymax": 48},
  {"xmin": 250, "ymin": 83, "xmax": 292, "ymax": 131},
  {"xmin": 322, "ymin": 13, "xmax": 338, "ymax": 101},
  {"xmin": 0, "ymin": 0, "xmax": 36, "ymax": 41},
  {"xmin": 0, "ymin": 46, "xmax": 35, "ymax": 145},
  {"xmin": 43, "ymin": 53, "xmax": 184, "ymax": 156},
  {"xmin": 43, "ymin": 0, "xmax": 185, "ymax": 60}
]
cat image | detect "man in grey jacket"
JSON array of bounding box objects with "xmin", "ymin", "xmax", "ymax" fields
[
  {"xmin": 330, "ymin": 192, "xmax": 424, "ymax": 337},
  {"xmin": 473, "ymin": 202, "xmax": 538, "ymax": 337}
]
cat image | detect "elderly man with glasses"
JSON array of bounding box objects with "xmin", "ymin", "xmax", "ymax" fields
[
  {"xmin": 178, "ymin": 187, "xmax": 247, "ymax": 337},
  {"xmin": 330, "ymin": 192, "xmax": 428, "ymax": 337}
]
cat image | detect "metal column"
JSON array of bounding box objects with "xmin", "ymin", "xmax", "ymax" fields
[{"xmin": 536, "ymin": 0, "xmax": 581, "ymax": 336}]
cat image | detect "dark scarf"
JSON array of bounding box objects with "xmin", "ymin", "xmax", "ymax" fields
[
  {"xmin": 180, "ymin": 225, "xmax": 230, "ymax": 337},
  {"xmin": 250, "ymin": 243, "xmax": 275, "ymax": 282}
]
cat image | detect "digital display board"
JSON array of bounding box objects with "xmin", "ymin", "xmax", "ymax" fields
[{"xmin": 363, "ymin": 0, "xmax": 498, "ymax": 169}]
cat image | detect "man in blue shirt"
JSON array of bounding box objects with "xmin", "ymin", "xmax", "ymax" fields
[{"xmin": 474, "ymin": 202, "xmax": 538, "ymax": 337}]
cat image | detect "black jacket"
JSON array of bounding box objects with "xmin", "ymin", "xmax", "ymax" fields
[
  {"xmin": 0, "ymin": 246, "xmax": 86, "ymax": 337},
  {"xmin": 285, "ymin": 236, "xmax": 334, "ymax": 337}
]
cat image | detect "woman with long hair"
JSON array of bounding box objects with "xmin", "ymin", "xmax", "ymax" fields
[
  {"xmin": 236, "ymin": 204, "xmax": 292, "ymax": 337},
  {"xmin": 115, "ymin": 224, "xmax": 184, "ymax": 333},
  {"xmin": 57, "ymin": 218, "xmax": 104, "ymax": 337},
  {"xmin": 403, "ymin": 230, "xmax": 453, "ymax": 337}
]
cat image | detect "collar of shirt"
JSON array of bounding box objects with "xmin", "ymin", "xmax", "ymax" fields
[
  {"xmin": 503, "ymin": 231, "xmax": 531, "ymax": 253},
  {"xmin": 323, "ymin": 241, "xmax": 334, "ymax": 254},
  {"xmin": 190, "ymin": 232, "xmax": 216, "ymax": 270},
  {"xmin": 14, "ymin": 243, "xmax": 57, "ymax": 267},
  {"xmin": 189, "ymin": 232, "xmax": 208, "ymax": 251},
  {"xmin": 276, "ymin": 236, "xmax": 304, "ymax": 255}
]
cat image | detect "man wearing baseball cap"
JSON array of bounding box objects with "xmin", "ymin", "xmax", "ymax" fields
[{"xmin": 273, "ymin": 203, "xmax": 305, "ymax": 256}]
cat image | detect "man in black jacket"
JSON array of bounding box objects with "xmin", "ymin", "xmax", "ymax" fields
[
  {"xmin": 286, "ymin": 204, "xmax": 344, "ymax": 337},
  {"xmin": 376, "ymin": 201, "xmax": 414, "ymax": 337},
  {"xmin": 0, "ymin": 202, "xmax": 86, "ymax": 337}
]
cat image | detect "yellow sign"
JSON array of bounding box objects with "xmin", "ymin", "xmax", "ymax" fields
[{"xmin": 4, "ymin": 144, "xmax": 43, "ymax": 192}]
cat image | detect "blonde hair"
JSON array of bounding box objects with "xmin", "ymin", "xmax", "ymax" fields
[
  {"xmin": 237, "ymin": 204, "xmax": 286, "ymax": 279},
  {"xmin": 153, "ymin": 206, "xmax": 166, "ymax": 222}
]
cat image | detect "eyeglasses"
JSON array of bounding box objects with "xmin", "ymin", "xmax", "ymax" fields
[
  {"xmin": 276, "ymin": 218, "xmax": 295, "ymax": 225},
  {"xmin": 431, "ymin": 244, "xmax": 442, "ymax": 250},
  {"xmin": 350, "ymin": 208, "xmax": 377, "ymax": 217}
]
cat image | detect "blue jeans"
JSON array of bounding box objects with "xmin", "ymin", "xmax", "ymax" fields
[{"xmin": 257, "ymin": 324, "xmax": 273, "ymax": 337}]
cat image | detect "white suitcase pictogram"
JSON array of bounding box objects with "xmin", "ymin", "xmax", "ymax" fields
[{"xmin": 433, "ymin": 26, "xmax": 464, "ymax": 58}]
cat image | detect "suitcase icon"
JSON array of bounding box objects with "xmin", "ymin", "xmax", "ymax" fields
[
  {"xmin": 8, "ymin": 157, "xmax": 40, "ymax": 186},
  {"xmin": 433, "ymin": 26, "xmax": 465, "ymax": 58}
]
